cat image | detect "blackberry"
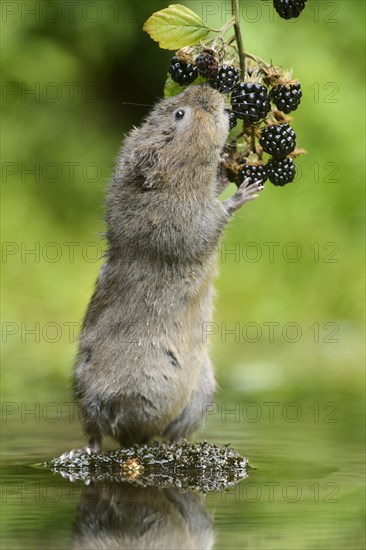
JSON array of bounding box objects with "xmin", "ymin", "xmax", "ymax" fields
[
  {"xmin": 230, "ymin": 82, "xmax": 271, "ymax": 124},
  {"xmin": 196, "ymin": 52, "xmax": 218, "ymax": 79},
  {"xmin": 260, "ymin": 123, "xmax": 296, "ymax": 158},
  {"xmin": 270, "ymin": 82, "xmax": 302, "ymax": 113},
  {"xmin": 209, "ymin": 65, "xmax": 240, "ymax": 94},
  {"xmin": 225, "ymin": 110, "xmax": 238, "ymax": 130},
  {"xmin": 267, "ymin": 157, "xmax": 295, "ymax": 186},
  {"xmin": 168, "ymin": 56, "xmax": 198, "ymax": 86},
  {"xmin": 237, "ymin": 163, "xmax": 268, "ymax": 186},
  {"xmin": 273, "ymin": 0, "xmax": 307, "ymax": 19}
]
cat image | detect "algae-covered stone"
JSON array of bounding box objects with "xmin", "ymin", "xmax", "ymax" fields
[{"xmin": 47, "ymin": 440, "xmax": 248, "ymax": 492}]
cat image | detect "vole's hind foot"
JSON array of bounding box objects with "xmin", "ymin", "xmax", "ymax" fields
[
  {"xmin": 86, "ymin": 437, "xmax": 102, "ymax": 454},
  {"xmin": 223, "ymin": 177, "xmax": 264, "ymax": 215},
  {"xmin": 59, "ymin": 448, "xmax": 87, "ymax": 461},
  {"xmin": 59, "ymin": 447, "xmax": 92, "ymax": 461},
  {"xmin": 59, "ymin": 438, "xmax": 101, "ymax": 461}
]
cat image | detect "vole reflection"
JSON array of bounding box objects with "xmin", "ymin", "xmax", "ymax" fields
[{"xmin": 73, "ymin": 483, "xmax": 214, "ymax": 549}]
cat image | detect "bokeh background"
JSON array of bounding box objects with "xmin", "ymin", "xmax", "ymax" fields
[
  {"xmin": 2, "ymin": 0, "xmax": 364, "ymax": 400},
  {"xmin": 1, "ymin": 1, "xmax": 365, "ymax": 548}
]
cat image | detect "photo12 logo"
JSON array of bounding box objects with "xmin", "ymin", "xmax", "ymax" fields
[{"xmin": 202, "ymin": 401, "xmax": 340, "ymax": 424}]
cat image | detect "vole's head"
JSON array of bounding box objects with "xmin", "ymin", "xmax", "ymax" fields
[
  {"xmin": 125, "ymin": 84, "xmax": 230, "ymax": 190},
  {"xmin": 151, "ymin": 83, "xmax": 229, "ymax": 157}
]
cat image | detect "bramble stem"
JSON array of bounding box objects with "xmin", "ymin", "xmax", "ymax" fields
[
  {"xmin": 250, "ymin": 127, "xmax": 257, "ymax": 153},
  {"xmin": 231, "ymin": 0, "xmax": 245, "ymax": 75}
]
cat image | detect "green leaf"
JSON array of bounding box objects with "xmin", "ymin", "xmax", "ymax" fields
[
  {"xmin": 163, "ymin": 75, "xmax": 184, "ymax": 98},
  {"xmin": 143, "ymin": 4, "xmax": 210, "ymax": 50},
  {"xmin": 163, "ymin": 74, "xmax": 206, "ymax": 98}
]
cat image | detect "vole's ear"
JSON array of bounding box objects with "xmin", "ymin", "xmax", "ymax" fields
[{"xmin": 131, "ymin": 146, "xmax": 158, "ymax": 190}]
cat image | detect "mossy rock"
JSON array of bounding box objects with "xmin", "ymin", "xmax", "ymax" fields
[{"xmin": 48, "ymin": 440, "xmax": 249, "ymax": 492}]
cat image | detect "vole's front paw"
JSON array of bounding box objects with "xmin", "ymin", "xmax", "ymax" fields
[
  {"xmin": 223, "ymin": 177, "xmax": 264, "ymax": 214},
  {"xmin": 217, "ymin": 154, "xmax": 230, "ymax": 194}
]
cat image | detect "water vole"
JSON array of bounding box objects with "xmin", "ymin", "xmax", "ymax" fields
[{"xmin": 73, "ymin": 83, "xmax": 262, "ymax": 452}]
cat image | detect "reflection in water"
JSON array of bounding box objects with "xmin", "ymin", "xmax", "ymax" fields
[{"xmin": 73, "ymin": 483, "xmax": 214, "ymax": 550}]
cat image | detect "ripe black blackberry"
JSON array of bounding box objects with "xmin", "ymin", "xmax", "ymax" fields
[
  {"xmin": 260, "ymin": 123, "xmax": 296, "ymax": 158},
  {"xmin": 225, "ymin": 110, "xmax": 238, "ymax": 130},
  {"xmin": 238, "ymin": 163, "xmax": 268, "ymax": 186},
  {"xmin": 270, "ymin": 82, "xmax": 302, "ymax": 114},
  {"xmin": 209, "ymin": 65, "xmax": 240, "ymax": 94},
  {"xmin": 267, "ymin": 157, "xmax": 295, "ymax": 186},
  {"xmin": 168, "ymin": 56, "xmax": 198, "ymax": 86},
  {"xmin": 196, "ymin": 52, "xmax": 218, "ymax": 79},
  {"xmin": 231, "ymin": 82, "xmax": 271, "ymax": 124},
  {"xmin": 273, "ymin": 0, "xmax": 307, "ymax": 19}
]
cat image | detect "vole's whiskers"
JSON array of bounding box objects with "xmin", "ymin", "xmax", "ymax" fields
[
  {"xmin": 122, "ymin": 102, "xmax": 153, "ymax": 107},
  {"xmin": 222, "ymin": 82, "xmax": 240, "ymax": 95}
]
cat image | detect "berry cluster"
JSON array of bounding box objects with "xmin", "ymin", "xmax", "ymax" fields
[
  {"xmin": 230, "ymin": 82, "xmax": 271, "ymax": 124},
  {"xmin": 209, "ymin": 64, "xmax": 240, "ymax": 94},
  {"xmin": 227, "ymin": 73, "xmax": 302, "ymax": 187},
  {"xmin": 167, "ymin": 50, "xmax": 304, "ymax": 188},
  {"xmin": 227, "ymin": 156, "xmax": 296, "ymax": 188},
  {"xmin": 240, "ymin": 163, "xmax": 268, "ymax": 186},
  {"xmin": 267, "ymin": 157, "xmax": 296, "ymax": 186},
  {"xmin": 168, "ymin": 56, "xmax": 198, "ymax": 86},
  {"xmin": 260, "ymin": 124, "xmax": 296, "ymax": 159},
  {"xmin": 273, "ymin": 0, "xmax": 307, "ymax": 19},
  {"xmin": 255, "ymin": 123, "xmax": 297, "ymax": 185},
  {"xmin": 195, "ymin": 51, "xmax": 219, "ymax": 79},
  {"xmin": 270, "ymin": 82, "xmax": 302, "ymax": 114},
  {"xmin": 168, "ymin": 51, "xmax": 242, "ymax": 93}
]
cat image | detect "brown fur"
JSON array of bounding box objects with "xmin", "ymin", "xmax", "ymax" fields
[{"xmin": 73, "ymin": 84, "xmax": 258, "ymax": 450}]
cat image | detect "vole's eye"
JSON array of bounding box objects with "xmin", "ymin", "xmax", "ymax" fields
[{"xmin": 175, "ymin": 109, "xmax": 185, "ymax": 120}]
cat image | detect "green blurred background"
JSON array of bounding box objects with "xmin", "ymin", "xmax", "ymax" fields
[
  {"xmin": 1, "ymin": 0, "xmax": 364, "ymax": 400},
  {"xmin": 1, "ymin": 2, "xmax": 365, "ymax": 549}
]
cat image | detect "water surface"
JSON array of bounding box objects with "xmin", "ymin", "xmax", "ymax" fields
[{"xmin": 1, "ymin": 375, "xmax": 364, "ymax": 549}]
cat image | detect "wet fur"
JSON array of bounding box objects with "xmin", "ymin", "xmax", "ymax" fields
[{"xmin": 73, "ymin": 84, "xmax": 230, "ymax": 449}]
